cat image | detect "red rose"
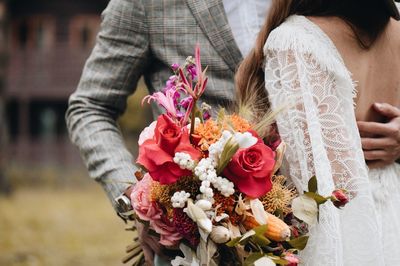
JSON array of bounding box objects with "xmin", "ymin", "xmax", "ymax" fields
[
  {"xmin": 223, "ymin": 142, "xmax": 276, "ymax": 198},
  {"xmin": 137, "ymin": 114, "xmax": 201, "ymax": 184}
]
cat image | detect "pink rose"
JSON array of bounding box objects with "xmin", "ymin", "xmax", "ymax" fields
[
  {"xmin": 138, "ymin": 121, "xmax": 156, "ymax": 145},
  {"xmin": 151, "ymin": 215, "xmax": 182, "ymax": 246},
  {"xmin": 137, "ymin": 114, "xmax": 202, "ymax": 184},
  {"xmin": 130, "ymin": 173, "xmax": 162, "ymax": 221},
  {"xmin": 223, "ymin": 142, "xmax": 276, "ymax": 198}
]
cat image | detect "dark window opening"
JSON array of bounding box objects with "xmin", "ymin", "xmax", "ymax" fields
[
  {"xmin": 36, "ymin": 20, "xmax": 45, "ymax": 48},
  {"xmin": 29, "ymin": 100, "xmax": 68, "ymax": 140},
  {"xmin": 18, "ymin": 19, "xmax": 29, "ymax": 48},
  {"xmin": 6, "ymin": 99, "xmax": 19, "ymax": 142},
  {"xmin": 80, "ymin": 24, "xmax": 91, "ymax": 48}
]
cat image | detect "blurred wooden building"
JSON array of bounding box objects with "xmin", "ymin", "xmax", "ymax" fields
[{"xmin": 5, "ymin": 0, "xmax": 109, "ymax": 168}]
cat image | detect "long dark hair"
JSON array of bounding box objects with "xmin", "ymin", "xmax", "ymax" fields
[{"xmin": 235, "ymin": 0, "xmax": 400, "ymax": 105}]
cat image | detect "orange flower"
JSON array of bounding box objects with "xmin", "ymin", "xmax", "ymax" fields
[
  {"xmin": 226, "ymin": 114, "xmax": 252, "ymax": 133},
  {"xmin": 193, "ymin": 114, "xmax": 252, "ymax": 151},
  {"xmin": 193, "ymin": 119, "xmax": 222, "ymax": 151}
]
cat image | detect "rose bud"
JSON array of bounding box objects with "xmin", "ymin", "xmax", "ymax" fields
[
  {"xmin": 291, "ymin": 226, "xmax": 300, "ymax": 238},
  {"xmin": 331, "ymin": 189, "xmax": 349, "ymax": 208}
]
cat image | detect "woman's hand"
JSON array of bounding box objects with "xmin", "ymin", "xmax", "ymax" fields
[{"xmin": 357, "ymin": 103, "xmax": 400, "ymax": 169}]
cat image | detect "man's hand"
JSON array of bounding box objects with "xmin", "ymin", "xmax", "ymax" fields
[
  {"xmin": 357, "ymin": 103, "xmax": 400, "ymax": 169},
  {"xmin": 135, "ymin": 221, "xmax": 164, "ymax": 266}
]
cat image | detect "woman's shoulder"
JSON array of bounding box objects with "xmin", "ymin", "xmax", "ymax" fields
[
  {"xmin": 264, "ymin": 15, "xmax": 348, "ymax": 76},
  {"xmin": 264, "ymin": 15, "xmax": 330, "ymax": 53}
]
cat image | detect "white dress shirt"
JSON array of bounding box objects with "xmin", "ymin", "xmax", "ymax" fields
[{"xmin": 223, "ymin": 0, "xmax": 271, "ymax": 57}]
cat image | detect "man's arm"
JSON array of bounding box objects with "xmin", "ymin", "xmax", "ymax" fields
[
  {"xmin": 357, "ymin": 103, "xmax": 400, "ymax": 168},
  {"xmin": 66, "ymin": 0, "xmax": 150, "ymax": 209}
]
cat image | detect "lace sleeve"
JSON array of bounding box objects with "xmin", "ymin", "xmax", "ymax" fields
[
  {"xmin": 263, "ymin": 19, "xmax": 383, "ymax": 265},
  {"xmin": 264, "ymin": 48, "xmax": 368, "ymax": 197}
]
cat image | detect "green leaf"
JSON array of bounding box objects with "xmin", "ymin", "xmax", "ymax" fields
[
  {"xmin": 226, "ymin": 231, "xmax": 254, "ymax": 247},
  {"xmin": 287, "ymin": 235, "xmax": 309, "ymax": 250},
  {"xmin": 308, "ymin": 176, "xmax": 318, "ymax": 193},
  {"xmin": 216, "ymin": 139, "xmax": 239, "ymax": 174},
  {"xmin": 253, "ymin": 224, "xmax": 268, "ymax": 236},
  {"xmin": 239, "ymin": 230, "xmax": 256, "ymax": 243},
  {"xmin": 252, "ymin": 234, "xmax": 271, "ymax": 246},
  {"xmin": 225, "ymin": 236, "xmax": 241, "ymax": 247},
  {"xmin": 244, "ymin": 253, "xmax": 265, "ymax": 266},
  {"xmin": 304, "ymin": 192, "xmax": 329, "ymax": 205}
]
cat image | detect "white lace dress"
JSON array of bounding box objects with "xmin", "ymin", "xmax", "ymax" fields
[{"xmin": 264, "ymin": 15, "xmax": 400, "ymax": 266}]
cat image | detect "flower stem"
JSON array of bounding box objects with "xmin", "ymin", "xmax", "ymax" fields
[{"xmin": 190, "ymin": 98, "xmax": 197, "ymax": 139}]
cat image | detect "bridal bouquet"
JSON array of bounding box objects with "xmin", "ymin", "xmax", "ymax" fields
[{"xmin": 129, "ymin": 46, "xmax": 349, "ymax": 265}]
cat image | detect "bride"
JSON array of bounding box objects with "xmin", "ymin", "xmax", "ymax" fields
[{"xmin": 236, "ymin": 0, "xmax": 400, "ymax": 265}]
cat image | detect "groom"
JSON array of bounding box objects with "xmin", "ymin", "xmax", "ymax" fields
[{"xmin": 66, "ymin": 0, "xmax": 400, "ymax": 263}]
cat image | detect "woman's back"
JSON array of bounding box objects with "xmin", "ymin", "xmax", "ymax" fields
[{"xmin": 309, "ymin": 16, "xmax": 400, "ymax": 123}]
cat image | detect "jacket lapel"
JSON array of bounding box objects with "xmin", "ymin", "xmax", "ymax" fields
[{"xmin": 186, "ymin": 0, "xmax": 243, "ymax": 72}]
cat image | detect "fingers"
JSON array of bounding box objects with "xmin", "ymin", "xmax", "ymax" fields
[
  {"xmin": 373, "ymin": 103, "xmax": 400, "ymax": 119},
  {"xmin": 364, "ymin": 149, "xmax": 399, "ymax": 161},
  {"xmin": 134, "ymin": 221, "xmax": 155, "ymax": 265},
  {"xmin": 366, "ymin": 160, "xmax": 390, "ymax": 169},
  {"xmin": 135, "ymin": 220, "xmax": 165, "ymax": 263},
  {"xmin": 357, "ymin": 121, "xmax": 398, "ymax": 137},
  {"xmin": 364, "ymin": 150, "xmax": 388, "ymax": 161},
  {"xmin": 141, "ymin": 243, "xmax": 155, "ymax": 266},
  {"xmin": 146, "ymin": 235, "xmax": 163, "ymax": 256},
  {"xmin": 361, "ymin": 137, "xmax": 397, "ymax": 150}
]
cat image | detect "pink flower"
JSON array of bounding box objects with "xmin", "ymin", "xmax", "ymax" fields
[
  {"xmin": 130, "ymin": 175, "xmax": 182, "ymax": 246},
  {"xmin": 171, "ymin": 63, "xmax": 180, "ymax": 71},
  {"xmin": 163, "ymin": 76, "xmax": 179, "ymax": 99},
  {"xmin": 138, "ymin": 121, "xmax": 156, "ymax": 145},
  {"xmin": 284, "ymin": 253, "xmax": 299, "ymax": 266},
  {"xmin": 180, "ymin": 96, "xmax": 193, "ymax": 109},
  {"xmin": 142, "ymin": 90, "xmax": 179, "ymax": 118},
  {"xmin": 187, "ymin": 64, "xmax": 197, "ymax": 80},
  {"xmin": 130, "ymin": 174, "xmax": 162, "ymax": 222},
  {"xmin": 151, "ymin": 214, "xmax": 182, "ymax": 246},
  {"xmin": 203, "ymin": 111, "xmax": 211, "ymax": 120}
]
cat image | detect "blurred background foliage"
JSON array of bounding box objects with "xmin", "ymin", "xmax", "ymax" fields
[{"xmin": 0, "ymin": 0, "xmax": 152, "ymax": 265}]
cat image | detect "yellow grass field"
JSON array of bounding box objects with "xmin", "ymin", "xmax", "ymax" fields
[{"xmin": 0, "ymin": 185, "xmax": 134, "ymax": 266}]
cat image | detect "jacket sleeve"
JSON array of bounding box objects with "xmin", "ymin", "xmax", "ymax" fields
[{"xmin": 66, "ymin": 0, "xmax": 150, "ymax": 208}]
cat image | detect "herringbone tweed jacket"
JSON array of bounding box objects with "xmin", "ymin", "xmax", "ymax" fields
[{"xmin": 66, "ymin": 0, "xmax": 244, "ymax": 208}]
